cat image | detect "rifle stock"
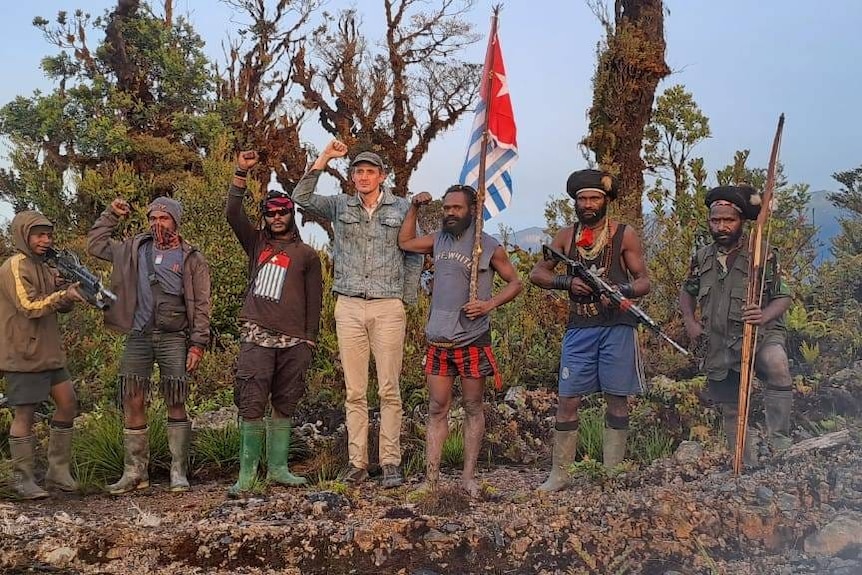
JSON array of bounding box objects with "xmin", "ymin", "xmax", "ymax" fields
[{"xmin": 542, "ymin": 244, "xmax": 688, "ymax": 356}]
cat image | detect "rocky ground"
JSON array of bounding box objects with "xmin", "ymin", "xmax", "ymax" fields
[
  {"xmin": 5, "ymin": 363, "xmax": 862, "ymax": 574},
  {"xmin": 2, "ymin": 430, "xmax": 862, "ymax": 575}
]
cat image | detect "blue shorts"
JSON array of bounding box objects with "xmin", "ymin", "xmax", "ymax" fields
[{"xmin": 557, "ymin": 325, "xmax": 645, "ymax": 397}]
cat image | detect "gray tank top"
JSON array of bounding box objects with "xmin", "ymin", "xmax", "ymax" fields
[{"xmin": 425, "ymin": 225, "xmax": 499, "ymax": 347}]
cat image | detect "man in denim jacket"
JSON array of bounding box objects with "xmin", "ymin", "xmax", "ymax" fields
[{"xmin": 293, "ymin": 139, "xmax": 421, "ymax": 488}]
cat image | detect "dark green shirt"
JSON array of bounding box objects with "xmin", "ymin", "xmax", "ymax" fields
[{"xmin": 683, "ymin": 240, "xmax": 790, "ymax": 381}]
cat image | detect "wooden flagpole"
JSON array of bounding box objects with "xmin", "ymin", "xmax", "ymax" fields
[
  {"xmin": 734, "ymin": 113, "xmax": 785, "ymax": 474},
  {"xmin": 469, "ymin": 4, "xmax": 502, "ymax": 301}
]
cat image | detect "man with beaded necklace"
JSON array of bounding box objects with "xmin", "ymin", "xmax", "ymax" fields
[{"xmin": 529, "ymin": 169, "xmax": 651, "ymax": 491}]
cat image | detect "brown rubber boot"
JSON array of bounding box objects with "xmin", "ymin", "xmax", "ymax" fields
[
  {"xmin": 764, "ymin": 388, "xmax": 793, "ymax": 453},
  {"xmin": 45, "ymin": 426, "xmax": 78, "ymax": 492},
  {"xmin": 9, "ymin": 436, "xmax": 49, "ymax": 500},
  {"xmin": 167, "ymin": 420, "xmax": 192, "ymax": 492},
  {"xmin": 722, "ymin": 405, "xmax": 758, "ymax": 468},
  {"xmin": 602, "ymin": 428, "xmax": 628, "ymax": 469},
  {"xmin": 106, "ymin": 428, "xmax": 150, "ymax": 495},
  {"xmin": 538, "ymin": 429, "xmax": 578, "ymax": 492}
]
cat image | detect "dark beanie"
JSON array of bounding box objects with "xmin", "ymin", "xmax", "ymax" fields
[
  {"xmin": 566, "ymin": 169, "xmax": 618, "ymax": 200},
  {"xmin": 705, "ymin": 185, "xmax": 761, "ymax": 221}
]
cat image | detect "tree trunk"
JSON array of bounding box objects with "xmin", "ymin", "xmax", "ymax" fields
[{"xmin": 583, "ymin": 0, "xmax": 670, "ymax": 225}]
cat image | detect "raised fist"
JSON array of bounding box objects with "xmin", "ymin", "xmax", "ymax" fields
[
  {"xmin": 412, "ymin": 192, "xmax": 433, "ymax": 207},
  {"xmin": 237, "ymin": 150, "xmax": 259, "ymax": 171},
  {"xmin": 110, "ymin": 198, "xmax": 131, "ymax": 218},
  {"xmin": 323, "ymin": 139, "xmax": 348, "ymax": 160}
]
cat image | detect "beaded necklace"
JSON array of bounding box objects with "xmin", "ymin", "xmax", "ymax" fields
[
  {"xmin": 571, "ymin": 220, "xmax": 613, "ymax": 318},
  {"xmin": 575, "ymin": 217, "xmax": 610, "ymax": 261}
]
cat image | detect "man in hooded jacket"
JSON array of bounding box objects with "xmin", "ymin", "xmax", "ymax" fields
[{"xmin": 1, "ymin": 211, "xmax": 85, "ymax": 498}]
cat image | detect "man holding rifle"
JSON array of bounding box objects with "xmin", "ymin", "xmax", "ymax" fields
[
  {"xmin": 1, "ymin": 211, "xmax": 86, "ymax": 498},
  {"xmin": 530, "ymin": 169, "xmax": 651, "ymax": 492},
  {"xmin": 679, "ymin": 185, "xmax": 793, "ymax": 466}
]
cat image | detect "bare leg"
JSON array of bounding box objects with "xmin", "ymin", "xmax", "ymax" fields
[
  {"xmin": 460, "ymin": 377, "xmax": 486, "ymax": 498},
  {"xmin": 49, "ymin": 380, "xmax": 77, "ymax": 424},
  {"xmin": 425, "ymin": 374, "xmax": 455, "ymax": 491},
  {"xmin": 167, "ymin": 403, "xmax": 188, "ymax": 421},
  {"xmin": 10, "ymin": 404, "xmax": 36, "ymax": 438},
  {"xmin": 123, "ymin": 391, "xmax": 147, "ymax": 429}
]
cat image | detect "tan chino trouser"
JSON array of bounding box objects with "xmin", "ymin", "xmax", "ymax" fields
[{"xmin": 334, "ymin": 296, "xmax": 406, "ymax": 469}]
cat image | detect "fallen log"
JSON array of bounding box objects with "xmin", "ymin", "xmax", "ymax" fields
[{"xmin": 782, "ymin": 429, "xmax": 851, "ymax": 459}]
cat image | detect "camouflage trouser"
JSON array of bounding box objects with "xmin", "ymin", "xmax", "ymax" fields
[
  {"xmin": 119, "ymin": 330, "xmax": 188, "ymax": 407},
  {"xmin": 706, "ymin": 340, "xmax": 791, "ymax": 404}
]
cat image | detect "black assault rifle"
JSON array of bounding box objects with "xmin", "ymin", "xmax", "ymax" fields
[
  {"xmin": 45, "ymin": 247, "xmax": 117, "ymax": 310},
  {"xmin": 542, "ymin": 244, "xmax": 688, "ymax": 355}
]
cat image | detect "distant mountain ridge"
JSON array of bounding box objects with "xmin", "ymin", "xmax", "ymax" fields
[
  {"xmin": 493, "ymin": 194, "xmax": 844, "ymax": 261},
  {"xmin": 491, "ymin": 226, "xmax": 550, "ymax": 253}
]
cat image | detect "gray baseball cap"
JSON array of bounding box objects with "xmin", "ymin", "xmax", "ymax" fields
[{"xmin": 350, "ymin": 151, "xmax": 385, "ymax": 169}]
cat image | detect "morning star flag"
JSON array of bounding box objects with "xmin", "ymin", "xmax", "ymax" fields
[{"xmin": 458, "ymin": 17, "xmax": 518, "ymax": 221}]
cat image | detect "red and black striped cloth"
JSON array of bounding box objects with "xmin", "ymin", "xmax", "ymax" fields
[{"xmin": 423, "ymin": 344, "xmax": 503, "ymax": 390}]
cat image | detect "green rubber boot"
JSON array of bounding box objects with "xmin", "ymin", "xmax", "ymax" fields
[
  {"xmin": 266, "ymin": 418, "xmax": 307, "ymax": 487},
  {"xmin": 227, "ymin": 419, "xmax": 265, "ymax": 497}
]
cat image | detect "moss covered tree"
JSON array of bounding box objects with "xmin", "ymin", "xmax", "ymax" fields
[{"xmin": 582, "ymin": 0, "xmax": 671, "ymax": 224}]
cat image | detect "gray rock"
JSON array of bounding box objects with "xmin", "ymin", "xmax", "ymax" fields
[
  {"xmin": 804, "ymin": 512, "xmax": 862, "ymax": 556},
  {"xmin": 423, "ymin": 528, "xmax": 451, "ymax": 544},
  {"xmin": 307, "ymin": 490, "xmax": 350, "ymax": 510},
  {"xmin": 440, "ymin": 522, "xmax": 462, "ymax": 534},
  {"xmin": 777, "ymin": 493, "xmax": 799, "ymax": 512},
  {"xmin": 504, "ymin": 385, "xmax": 526, "ymax": 405},
  {"xmin": 673, "ymin": 441, "xmax": 703, "ymax": 463},
  {"xmin": 830, "ymin": 366, "xmax": 860, "ymax": 385},
  {"xmin": 755, "ymin": 486, "xmax": 775, "ymax": 504}
]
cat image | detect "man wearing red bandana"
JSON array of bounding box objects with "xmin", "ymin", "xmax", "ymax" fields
[
  {"xmin": 87, "ymin": 195, "xmax": 211, "ymax": 494},
  {"xmin": 529, "ymin": 169, "xmax": 651, "ymax": 491},
  {"xmin": 225, "ymin": 151, "xmax": 323, "ymax": 496}
]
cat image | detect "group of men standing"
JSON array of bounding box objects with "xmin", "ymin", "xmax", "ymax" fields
[{"xmin": 1, "ymin": 138, "xmax": 794, "ymax": 499}]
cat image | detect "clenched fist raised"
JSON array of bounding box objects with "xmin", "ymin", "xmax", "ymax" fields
[
  {"xmin": 110, "ymin": 198, "xmax": 131, "ymax": 218},
  {"xmin": 322, "ymin": 140, "xmax": 348, "ymax": 160},
  {"xmin": 236, "ymin": 150, "xmax": 259, "ymax": 171}
]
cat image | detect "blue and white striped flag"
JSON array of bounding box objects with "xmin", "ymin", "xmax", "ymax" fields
[{"xmin": 458, "ymin": 27, "xmax": 518, "ymax": 221}]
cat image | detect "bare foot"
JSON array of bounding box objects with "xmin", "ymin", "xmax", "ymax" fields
[{"xmin": 459, "ymin": 478, "xmax": 481, "ymax": 499}]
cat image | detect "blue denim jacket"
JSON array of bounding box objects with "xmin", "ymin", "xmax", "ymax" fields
[{"xmin": 293, "ymin": 169, "xmax": 421, "ymax": 303}]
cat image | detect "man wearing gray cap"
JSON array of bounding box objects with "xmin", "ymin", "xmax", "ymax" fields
[
  {"xmin": 87, "ymin": 196, "xmax": 211, "ymax": 494},
  {"xmin": 293, "ymin": 139, "xmax": 421, "ymax": 488}
]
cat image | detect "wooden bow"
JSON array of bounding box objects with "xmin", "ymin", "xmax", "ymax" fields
[{"xmin": 734, "ymin": 114, "xmax": 785, "ymax": 474}]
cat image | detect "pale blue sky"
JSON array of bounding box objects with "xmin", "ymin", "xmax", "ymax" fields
[{"xmin": 1, "ymin": 1, "xmax": 860, "ymax": 241}]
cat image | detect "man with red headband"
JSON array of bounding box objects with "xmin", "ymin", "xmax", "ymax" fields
[
  {"xmin": 529, "ymin": 169, "xmax": 651, "ymax": 491},
  {"xmin": 87, "ymin": 195, "xmax": 211, "ymax": 494},
  {"xmin": 225, "ymin": 151, "xmax": 323, "ymax": 496}
]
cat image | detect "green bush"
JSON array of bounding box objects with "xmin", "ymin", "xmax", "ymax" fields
[
  {"xmin": 192, "ymin": 424, "xmax": 240, "ymax": 473},
  {"xmin": 441, "ymin": 426, "xmax": 465, "ymax": 468},
  {"xmin": 72, "ymin": 402, "xmax": 171, "ymax": 489},
  {"xmin": 577, "ymin": 406, "xmax": 604, "ymax": 460}
]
